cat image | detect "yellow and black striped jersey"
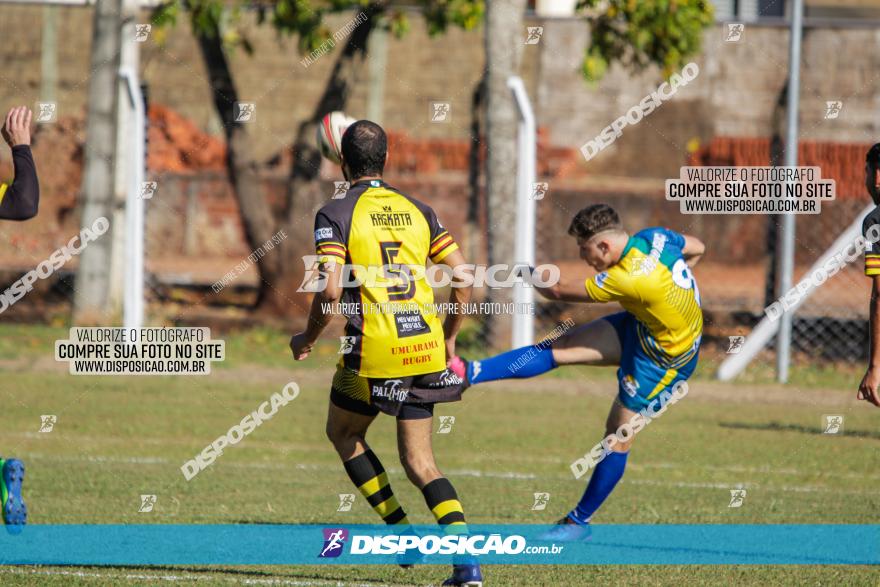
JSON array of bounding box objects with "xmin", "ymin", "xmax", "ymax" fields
[
  {"xmin": 0, "ymin": 145, "xmax": 39, "ymax": 220},
  {"xmin": 314, "ymin": 179, "xmax": 458, "ymax": 377}
]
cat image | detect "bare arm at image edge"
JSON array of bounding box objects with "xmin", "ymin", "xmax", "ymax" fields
[{"xmin": 858, "ymin": 276, "xmax": 880, "ymax": 406}]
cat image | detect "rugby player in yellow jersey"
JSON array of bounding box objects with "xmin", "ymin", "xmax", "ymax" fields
[
  {"xmin": 450, "ymin": 203, "xmax": 705, "ymax": 540},
  {"xmin": 290, "ymin": 120, "xmax": 482, "ymax": 586},
  {"xmin": 0, "ymin": 106, "xmax": 40, "ymax": 531}
]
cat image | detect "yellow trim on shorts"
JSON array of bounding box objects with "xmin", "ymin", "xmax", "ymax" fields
[
  {"xmin": 646, "ymin": 368, "xmax": 679, "ymax": 400},
  {"xmin": 0, "ymin": 183, "xmax": 7, "ymax": 205}
]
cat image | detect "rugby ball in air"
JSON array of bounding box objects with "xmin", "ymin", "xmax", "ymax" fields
[{"xmin": 316, "ymin": 111, "xmax": 357, "ymax": 165}]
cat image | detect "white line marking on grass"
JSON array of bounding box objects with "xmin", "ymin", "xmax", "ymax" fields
[
  {"xmin": 444, "ymin": 468, "xmax": 537, "ymax": 480},
  {"xmin": 24, "ymin": 454, "xmax": 874, "ymax": 495},
  {"xmin": 0, "ymin": 568, "xmax": 390, "ymax": 586},
  {"xmin": 25, "ymin": 442, "xmax": 880, "ymax": 481},
  {"xmin": 81, "ymin": 455, "xmax": 170, "ymax": 464},
  {"xmin": 25, "ymin": 452, "xmax": 172, "ymax": 465},
  {"xmin": 627, "ymin": 478, "xmax": 872, "ymax": 495},
  {"xmin": 178, "ymin": 461, "xmax": 540, "ymax": 480},
  {"xmin": 633, "ymin": 461, "xmax": 880, "ymax": 481},
  {"xmin": 291, "ymin": 463, "xmax": 538, "ymax": 480},
  {"xmin": 629, "ymin": 479, "xmax": 751, "ymax": 491}
]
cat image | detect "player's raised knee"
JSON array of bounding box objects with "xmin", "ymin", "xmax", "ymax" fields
[{"xmin": 602, "ymin": 421, "xmax": 635, "ymax": 452}]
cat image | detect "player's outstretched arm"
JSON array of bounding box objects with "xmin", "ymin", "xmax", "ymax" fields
[
  {"xmin": 437, "ymin": 248, "xmax": 472, "ymax": 362},
  {"xmin": 858, "ymin": 276, "xmax": 880, "ymax": 407},
  {"xmin": 0, "ymin": 107, "xmax": 39, "ymax": 221},
  {"xmin": 535, "ymin": 270, "xmax": 595, "ymax": 303},
  {"xmin": 681, "ymin": 234, "xmax": 706, "ymax": 267},
  {"xmin": 290, "ymin": 260, "xmax": 342, "ymax": 361}
]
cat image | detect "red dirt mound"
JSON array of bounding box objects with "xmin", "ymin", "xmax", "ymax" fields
[{"xmin": 147, "ymin": 104, "xmax": 226, "ymax": 173}]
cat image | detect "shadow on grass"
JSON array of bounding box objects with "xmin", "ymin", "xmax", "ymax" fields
[{"xmin": 719, "ymin": 421, "xmax": 880, "ymax": 441}]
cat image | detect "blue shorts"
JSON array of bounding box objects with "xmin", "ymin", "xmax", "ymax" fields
[{"xmin": 603, "ymin": 312, "xmax": 700, "ymax": 412}]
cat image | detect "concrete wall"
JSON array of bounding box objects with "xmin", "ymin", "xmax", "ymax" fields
[{"xmin": 536, "ymin": 20, "xmax": 880, "ymax": 177}]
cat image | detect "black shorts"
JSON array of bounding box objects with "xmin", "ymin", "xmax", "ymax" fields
[{"xmin": 329, "ymin": 364, "xmax": 467, "ymax": 419}]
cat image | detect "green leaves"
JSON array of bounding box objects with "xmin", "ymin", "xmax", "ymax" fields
[
  {"xmin": 385, "ymin": 10, "xmax": 410, "ymax": 38},
  {"xmin": 149, "ymin": 1, "xmax": 180, "ymax": 45},
  {"xmin": 150, "ymin": 0, "xmax": 708, "ymax": 85},
  {"xmin": 584, "ymin": 0, "xmax": 713, "ymax": 81},
  {"xmin": 582, "ymin": 48, "xmax": 608, "ymax": 83},
  {"xmin": 424, "ymin": 0, "xmax": 484, "ymax": 34},
  {"xmin": 152, "ymin": 0, "xmax": 483, "ymax": 56}
]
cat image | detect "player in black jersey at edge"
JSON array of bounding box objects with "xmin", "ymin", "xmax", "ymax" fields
[{"xmin": 858, "ymin": 143, "xmax": 880, "ymax": 407}]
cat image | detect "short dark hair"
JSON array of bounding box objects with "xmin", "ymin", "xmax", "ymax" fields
[
  {"xmin": 341, "ymin": 120, "xmax": 387, "ymax": 178},
  {"xmin": 567, "ymin": 204, "xmax": 622, "ymax": 240},
  {"xmin": 867, "ymin": 143, "xmax": 880, "ymax": 168}
]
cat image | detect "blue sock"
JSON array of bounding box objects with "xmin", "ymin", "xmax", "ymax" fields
[
  {"xmin": 468, "ymin": 344, "xmax": 557, "ymax": 384},
  {"xmin": 569, "ymin": 451, "xmax": 628, "ymax": 525}
]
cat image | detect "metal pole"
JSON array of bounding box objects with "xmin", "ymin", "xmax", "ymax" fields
[
  {"xmin": 111, "ymin": 0, "xmax": 138, "ymax": 315},
  {"xmin": 121, "ymin": 68, "xmax": 145, "ymax": 332},
  {"xmin": 507, "ymin": 76, "xmax": 536, "ymax": 348},
  {"xmin": 366, "ymin": 27, "xmax": 387, "ymax": 124},
  {"xmin": 41, "ymin": 6, "xmax": 58, "ymax": 104},
  {"xmin": 777, "ymin": 0, "xmax": 804, "ymax": 383}
]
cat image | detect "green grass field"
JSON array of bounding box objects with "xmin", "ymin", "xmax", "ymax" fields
[{"xmin": 0, "ymin": 324, "xmax": 877, "ymax": 585}]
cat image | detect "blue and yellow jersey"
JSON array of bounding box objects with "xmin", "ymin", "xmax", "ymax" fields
[
  {"xmin": 584, "ymin": 227, "xmax": 703, "ymax": 360},
  {"xmin": 314, "ymin": 179, "xmax": 458, "ymax": 378}
]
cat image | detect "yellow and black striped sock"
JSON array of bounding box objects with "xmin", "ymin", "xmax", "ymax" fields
[
  {"xmin": 422, "ymin": 477, "xmax": 468, "ymax": 533},
  {"xmin": 343, "ymin": 450, "xmax": 409, "ymax": 525}
]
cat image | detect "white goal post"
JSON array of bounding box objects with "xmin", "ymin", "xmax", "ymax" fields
[
  {"xmin": 120, "ymin": 67, "xmax": 145, "ymax": 332},
  {"xmin": 508, "ymin": 76, "xmax": 537, "ymax": 348}
]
